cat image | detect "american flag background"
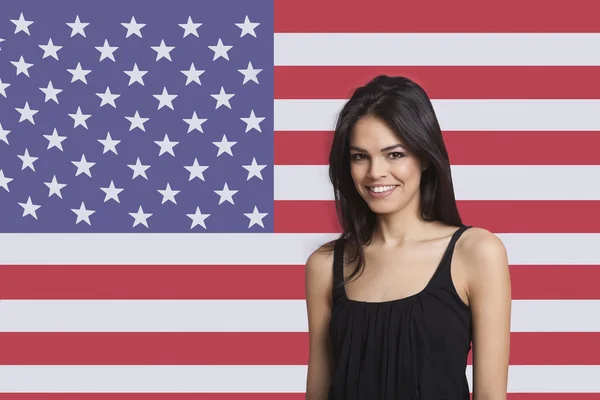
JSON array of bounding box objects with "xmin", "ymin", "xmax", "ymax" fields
[{"xmin": 1, "ymin": 0, "xmax": 600, "ymax": 398}]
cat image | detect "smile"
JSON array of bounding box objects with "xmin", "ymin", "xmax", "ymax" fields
[
  {"xmin": 367, "ymin": 185, "xmax": 397, "ymax": 197},
  {"xmin": 367, "ymin": 185, "xmax": 397, "ymax": 193}
]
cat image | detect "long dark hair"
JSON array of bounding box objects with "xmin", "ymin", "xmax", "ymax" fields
[{"xmin": 327, "ymin": 75, "xmax": 463, "ymax": 286}]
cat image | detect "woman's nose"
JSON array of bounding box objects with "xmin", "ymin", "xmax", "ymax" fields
[{"xmin": 367, "ymin": 158, "xmax": 387, "ymax": 179}]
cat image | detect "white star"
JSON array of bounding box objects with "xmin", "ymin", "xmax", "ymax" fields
[
  {"xmin": 44, "ymin": 175, "xmax": 67, "ymax": 198},
  {"xmin": 68, "ymin": 106, "xmax": 91, "ymax": 129},
  {"xmin": 187, "ymin": 207, "xmax": 210, "ymax": 229},
  {"xmin": 72, "ymin": 154, "xmax": 95, "ymax": 177},
  {"xmin": 208, "ymin": 38, "xmax": 232, "ymax": 61},
  {"xmin": 179, "ymin": 16, "xmax": 202, "ymax": 38},
  {"xmin": 18, "ymin": 149, "xmax": 38, "ymax": 171},
  {"xmin": 212, "ymin": 134, "xmax": 237, "ymax": 157},
  {"xmin": 67, "ymin": 62, "xmax": 91, "ymax": 84},
  {"xmin": 238, "ymin": 61, "xmax": 262, "ymax": 84},
  {"xmin": 71, "ymin": 202, "xmax": 95, "ymax": 225},
  {"xmin": 242, "ymin": 157, "xmax": 267, "ymax": 180},
  {"xmin": 184, "ymin": 158, "xmax": 209, "ymax": 181},
  {"xmin": 121, "ymin": 16, "xmax": 145, "ymax": 38},
  {"xmin": 180, "ymin": 63, "xmax": 205, "ymax": 86},
  {"xmin": 15, "ymin": 102, "xmax": 38, "ymax": 125},
  {"xmin": 151, "ymin": 39, "xmax": 175, "ymax": 61},
  {"xmin": 11, "ymin": 13, "xmax": 34, "ymax": 36},
  {"xmin": 0, "ymin": 123, "xmax": 11, "ymax": 145},
  {"xmin": 43, "ymin": 128, "xmax": 67, "ymax": 151},
  {"xmin": 125, "ymin": 111, "xmax": 149, "ymax": 132},
  {"xmin": 183, "ymin": 111, "xmax": 207, "ymax": 133},
  {"xmin": 96, "ymin": 86, "xmax": 120, "ymax": 108},
  {"xmin": 157, "ymin": 183, "xmax": 180, "ymax": 204},
  {"xmin": 66, "ymin": 15, "xmax": 89, "ymax": 38},
  {"xmin": 154, "ymin": 134, "xmax": 179, "ymax": 156},
  {"xmin": 100, "ymin": 180, "xmax": 124, "ymax": 203},
  {"xmin": 244, "ymin": 206, "xmax": 268, "ymax": 228},
  {"xmin": 39, "ymin": 38, "xmax": 63, "ymax": 60},
  {"xmin": 39, "ymin": 81, "xmax": 63, "ymax": 103},
  {"xmin": 124, "ymin": 63, "xmax": 148, "ymax": 86},
  {"xmin": 129, "ymin": 205, "xmax": 152, "ymax": 228},
  {"xmin": 214, "ymin": 183, "xmax": 238, "ymax": 205},
  {"xmin": 127, "ymin": 157, "xmax": 150, "ymax": 180},
  {"xmin": 153, "ymin": 87, "xmax": 178, "ymax": 110},
  {"xmin": 95, "ymin": 39, "xmax": 118, "ymax": 62},
  {"xmin": 210, "ymin": 86, "xmax": 235, "ymax": 109},
  {"xmin": 0, "ymin": 78, "xmax": 10, "ymax": 98},
  {"xmin": 18, "ymin": 197, "xmax": 41, "ymax": 220},
  {"xmin": 240, "ymin": 110, "xmax": 265, "ymax": 133},
  {"xmin": 0, "ymin": 170, "xmax": 14, "ymax": 192},
  {"xmin": 235, "ymin": 16, "xmax": 260, "ymax": 38},
  {"xmin": 98, "ymin": 132, "xmax": 120, "ymax": 155},
  {"xmin": 11, "ymin": 56, "xmax": 33, "ymax": 77}
]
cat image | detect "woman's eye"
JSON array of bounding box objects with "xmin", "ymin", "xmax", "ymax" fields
[
  {"xmin": 351, "ymin": 154, "xmax": 366, "ymax": 160},
  {"xmin": 389, "ymin": 152, "xmax": 405, "ymax": 159}
]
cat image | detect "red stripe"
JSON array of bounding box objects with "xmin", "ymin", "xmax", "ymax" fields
[
  {"xmin": 0, "ymin": 395, "xmax": 598, "ymax": 400},
  {"xmin": 274, "ymin": 131, "xmax": 332, "ymax": 166},
  {"xmin": 509, "ymin": 265, "xmax": 600, "ymax": 300},
  {"xmin": 274, "ymin": 200, "xmax": 600, "ymax": 234},
  {"xmin": 0, "ymin": 332, "xmax": 597, "ymax": 366},
  {"xmin": 275, "ymin": 66, "xmax": 600, "ymax": 100},
  {"xmin": 274, "ymin": 0, "xmax": 600, "ymax": 33},
  {"xmin": 1, "ymin": 264, "xmax": 599, "ymax": 300},
  {"xmin": 274, "ymin": 130, "xmax": 600, "ymax": 166},
  {"xmin": 0, "ymin": 265, "xmax": 305, "ymax": 300},
  {"xmin": 0, "ymin": 396, "xmax": 304, "ymax": 400},
  {"xmin": 0, "ymin": 332, "xmax": 308, "ymax": 365},
  {"xmin": 505, "ymin": 397, "xmax": 600, "ymax": 400},
  {"xmin": 2, "ymin": 396, "xmax": 600, "ymax": 400}
]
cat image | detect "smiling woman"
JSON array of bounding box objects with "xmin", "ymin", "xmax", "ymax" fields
[
  {"xmin": 304, "ymin": 75, "xmax": 511, "ymax": 399},
  {"xmin": 349, "ymin": 118, "xmax": 422, "ymax": 208}
]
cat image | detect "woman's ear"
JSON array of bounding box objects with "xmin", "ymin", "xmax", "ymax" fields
[{"xmin": 421, "ymin": 160, "xmax": 429, "ymax": 172}]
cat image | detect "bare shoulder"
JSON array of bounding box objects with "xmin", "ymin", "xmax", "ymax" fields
[
  {"xmin": 458, "ymin": 227, "xmax": 507, "ymax": 261},
  {"xmin": 455, "ymin": 227, "xmax": 510, "ymax": 285},
  {"xmin": 306, "ymin": 240, "xmax": 335, "ymax": 273},
  {"xmin": 305, "ymin": 240, "xmax": 336, "ymax": 293},
  {"xmin": 306, "ymin": 240, "xmax": 335, "ymax": 265}
]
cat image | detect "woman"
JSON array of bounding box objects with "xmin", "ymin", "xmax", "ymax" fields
[{"xmin": 305, "ymin": 75, "xmax": 511, "ymax": 399}]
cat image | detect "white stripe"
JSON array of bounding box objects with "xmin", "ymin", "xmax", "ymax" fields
[
  {"xmin": 0, "ymin": 300, "xmax": 308, "ymax": 332},
  {"xmin": 0, "ymin": 365, "xmax": 307, "ymax": 393},
  {"xmin": 499, "ymin": 234, "xmax": 600, "ymax": 265},
  {"xmin": 503, "ymin": 365, "xmax": 600, "ymax": 392},
  {"xmin": 1, "ymin": 365, "xmax": 600, "ymax": 392},
  {"xmin": 0, "ymin": 300, "xmax": 598, "ymax": 332},
  {"xmin": 0, "ymin": 233, "xmax": 333, "ymax": 265},
  {"xmin": 274, "ymin": 99, "xmax": 600, "ymax": 131},
  {"xmin": 274, "ymin": 33, "xmax": 600, "ymax": 66},
  {"xmin": 1, "ymin": 233, "xmax": 600, "ymax": 265},
  {"xmin": 274, "ymin": 165, "xmax": 600, "ymax": 201}
]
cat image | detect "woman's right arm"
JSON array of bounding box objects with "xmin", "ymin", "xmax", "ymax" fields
[{"xmin": 305, "ymin": 247, "xmax": 335, "ymax": 399}]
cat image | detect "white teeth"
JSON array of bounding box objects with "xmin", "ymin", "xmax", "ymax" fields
[{"xmin": 368, "ymin": 185, "xmax": 396, "ymax": 193}]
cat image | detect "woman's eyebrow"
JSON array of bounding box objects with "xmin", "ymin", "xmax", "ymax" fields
[{"xmin": 350, "ymin": 144, "xmax": 406, "ymax": 152}]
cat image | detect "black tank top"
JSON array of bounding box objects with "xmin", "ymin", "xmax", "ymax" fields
[{"xmin": 328, "ymin": 225, "xmax": 472, "ymax": 399}]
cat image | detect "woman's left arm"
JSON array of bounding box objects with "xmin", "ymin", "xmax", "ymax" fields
[{"xmin": 462, "ymin": 229, "xmax": 512, "ymax": 400}]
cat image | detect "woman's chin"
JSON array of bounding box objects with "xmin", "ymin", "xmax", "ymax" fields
[{"xmin": 365, "ymin": 202, "xmax": 400, "ymax": 215}]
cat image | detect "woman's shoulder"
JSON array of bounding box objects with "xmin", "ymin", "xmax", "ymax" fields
[
  {"xmin": 304, "ymin": 238, "xmax": 340, "ymax": 300},
  {"xmin": 458, "ymin": 226, "xmax": 507, "ymax": 259},
  {"xmin": 305, "ymin": 238, "xmax": 339, "ymax": 274},
  {"xmin": 455, "ymin": 226, "xmax": 509, "ymax": 279}
]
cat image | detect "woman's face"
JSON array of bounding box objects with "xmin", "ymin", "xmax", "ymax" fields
[{"xmin": 349, "ymin": 116, "xmax": 425, "ymax": 215}]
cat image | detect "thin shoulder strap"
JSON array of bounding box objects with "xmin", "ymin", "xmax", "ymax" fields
[
  {"xmin": 445, "ymin": 224, "xmax": 471, "ymax": 259},
  {"xmin": 430, "ymin": 224, "xmax": 471, "ymax": 283}
]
